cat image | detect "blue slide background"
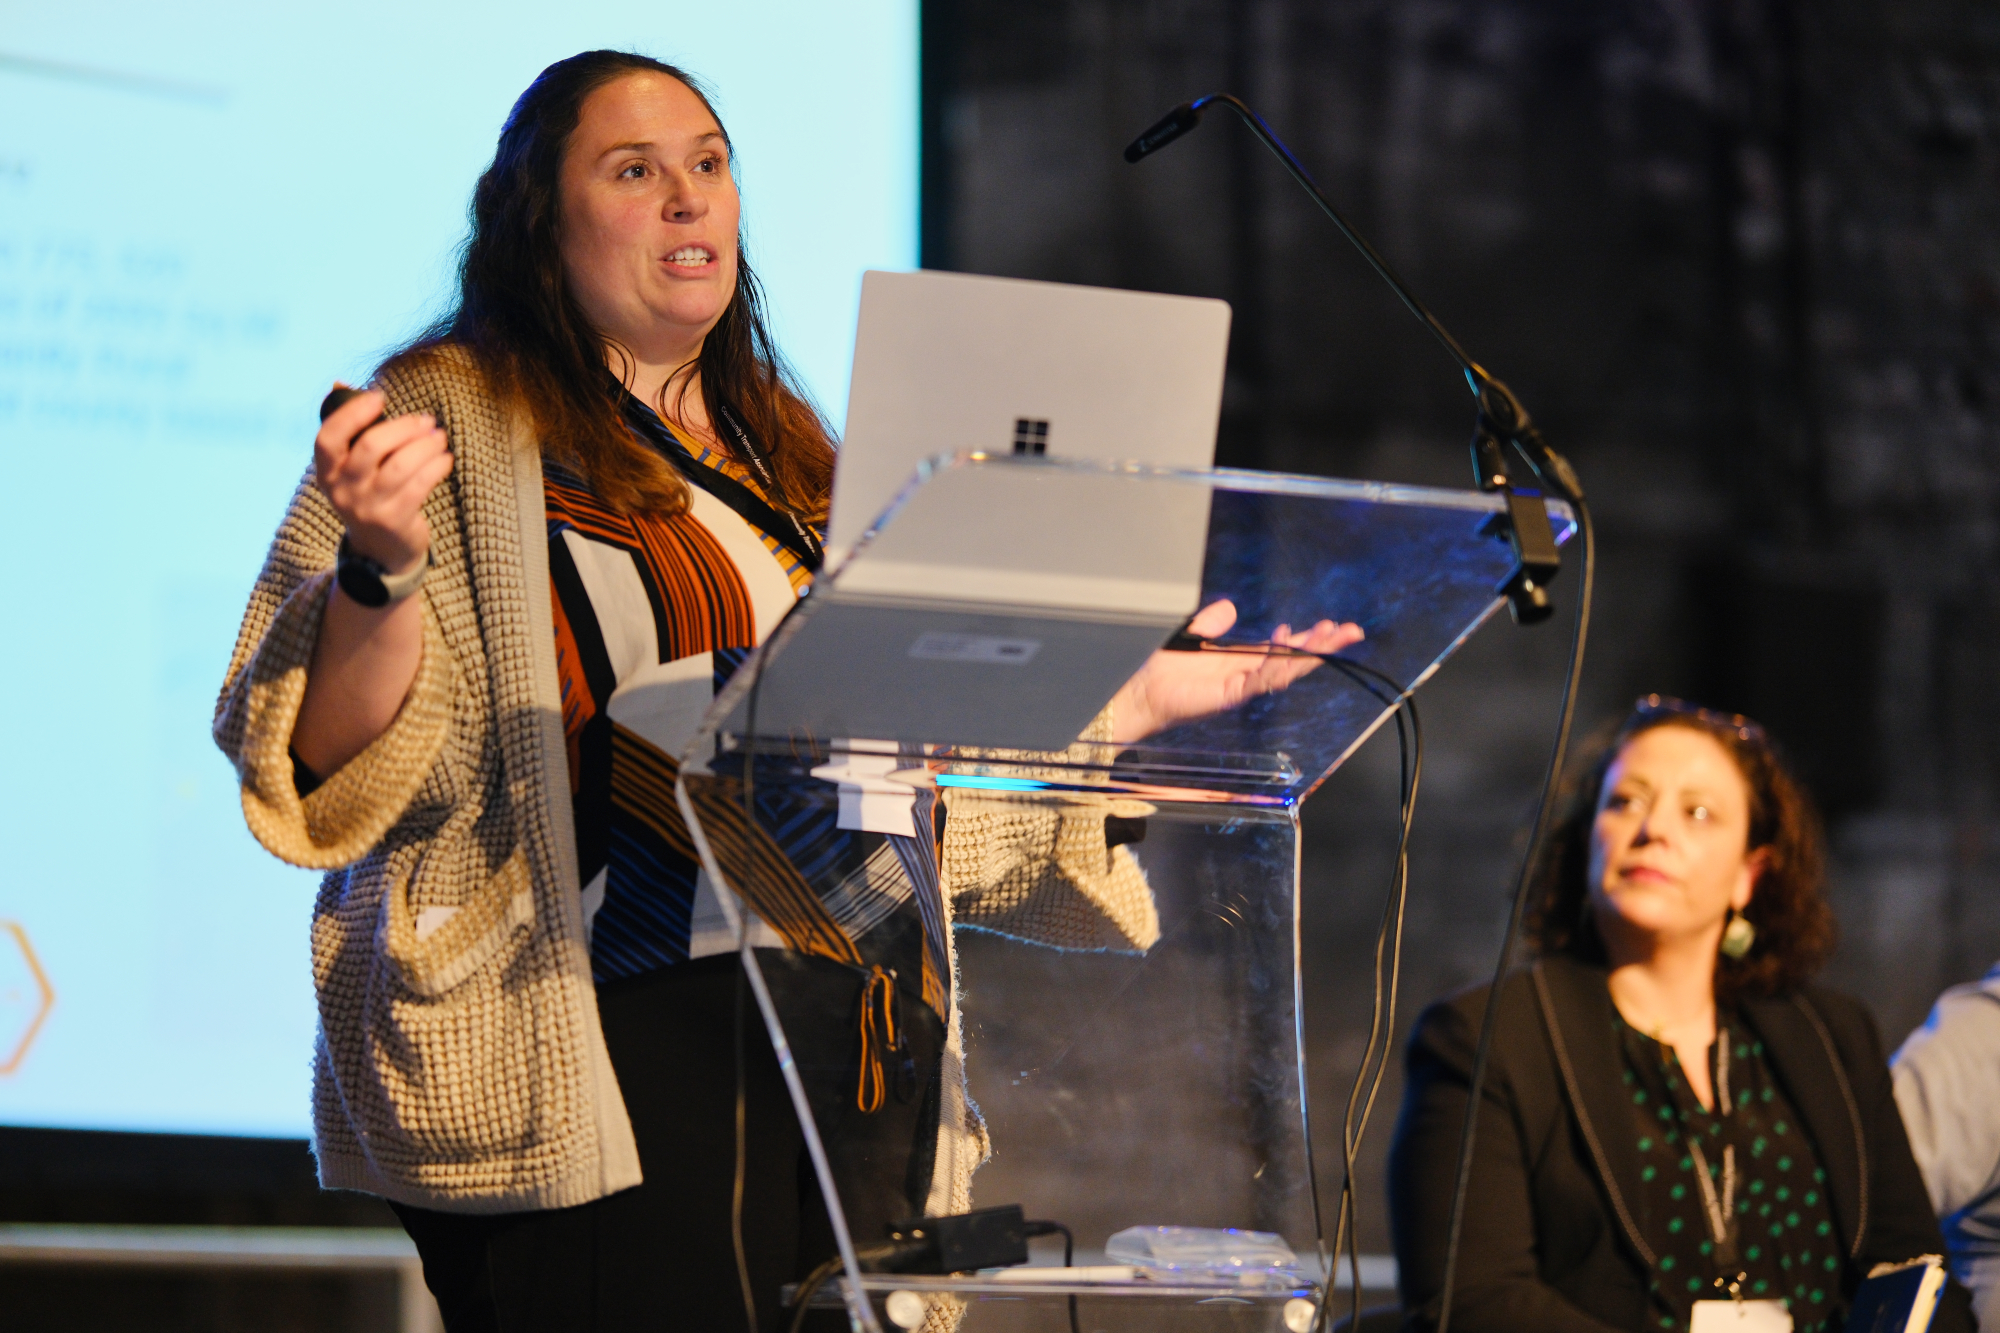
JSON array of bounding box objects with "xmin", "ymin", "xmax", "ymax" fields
[{"xmin": 0, "ymin": 2, "xmax": 916, "ymax": 1137}]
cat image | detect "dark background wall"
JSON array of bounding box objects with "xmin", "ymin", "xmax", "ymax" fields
[{"xmin": 924, "ymin": 0, "xmax": 2000, "ymax": 1261}]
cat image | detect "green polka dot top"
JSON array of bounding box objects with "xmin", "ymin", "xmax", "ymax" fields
[{"xmin": 1617, "ymin": 1012, "xmax": 1840, "ymax": 1333}]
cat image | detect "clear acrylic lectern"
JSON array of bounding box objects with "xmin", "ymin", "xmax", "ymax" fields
[{"xmin": 675, "ymin": 455, "xmax": 1574, "ymax": 1332}]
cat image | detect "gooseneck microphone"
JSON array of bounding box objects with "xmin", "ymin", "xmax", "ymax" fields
[
  {"xmin": 1130, "ymin": 93, "xmax": 1597, "ymax": 1333},
  {"xmin": 1124, "ymin": 94, "xmax": 1584, "ymax": 620},
  {"xmin": 1123, "ymin": 103, "xmax": 1204, "ymax": 163},
  {"xmin": 1125, "ymin": 97, "xmax": 1479, "ymax": 400}
]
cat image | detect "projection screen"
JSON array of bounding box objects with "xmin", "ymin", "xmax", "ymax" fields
[{"xmin": 0, "ymin": 1, "xmax": 917, "ymax": 1137}]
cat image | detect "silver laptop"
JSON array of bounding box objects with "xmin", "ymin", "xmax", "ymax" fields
[
  {"xmin": 720, "ymin": 271, "xmax": 1233, "ymax": 752},
  {"xmin": 828, "ymin": 269, "xmax": 1232, "ymax": 563}
]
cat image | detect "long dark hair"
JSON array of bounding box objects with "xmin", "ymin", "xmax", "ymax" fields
[
  {"xmin": 1529, "ymin": 703, "xmax": 1835, "ymax": 1000},
  {"xmin": 387, "ymin": 50, "xmax": 835, "ymax": 519}
]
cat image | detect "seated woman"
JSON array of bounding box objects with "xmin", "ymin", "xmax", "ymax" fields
[{"xmin": 1388, "ymin": 696, "xmax": 1971, "ymax": 1332}]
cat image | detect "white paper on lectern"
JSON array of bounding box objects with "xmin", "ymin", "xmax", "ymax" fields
[{"xmin": 810, "ymin": 741, "xmax": 917, "ymax": 834}]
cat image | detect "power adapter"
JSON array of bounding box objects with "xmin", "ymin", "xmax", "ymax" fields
[{"xmin": 876, "ymin": 1204, "xmax": 1030, "ymax": 1274}]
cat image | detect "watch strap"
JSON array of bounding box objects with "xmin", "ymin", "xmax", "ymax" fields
[{"xmin": 336, "ymin": 534, "xmax": 432, "ymax": 607}]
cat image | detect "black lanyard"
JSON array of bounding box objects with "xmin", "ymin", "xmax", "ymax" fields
[
  {"xmin": 618, "ymin": 394, "xmax": 824, "ymax": 573},
  {"xmin": 1671, "ymin": 1029, "xmax": 1745, "ymax": 1288}
]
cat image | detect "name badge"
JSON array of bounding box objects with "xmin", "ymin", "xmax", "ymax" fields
[{"xmin": 1689, "ymin": 1299, "xmax": 1793, "ymax": 1332}]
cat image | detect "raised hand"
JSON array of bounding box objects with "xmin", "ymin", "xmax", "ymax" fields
[
  {"xmin": 1109, "ymin": 599, "xmax": 1366, "ymax": 744},
  {"xmin": 293, "ymin": 386, "xmax": 453, "ymax": 778},
  {"xmin": 313, "ymin": 386, "xmax": 453, "ymax": 576}
]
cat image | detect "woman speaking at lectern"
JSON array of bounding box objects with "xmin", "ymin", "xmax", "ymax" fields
[
  {"xmin": 1388, "ymin": 698, "xmax": 1968, "ymax": 1333},
  {"xmin": 215, "ymin": 49, "xmax": 1356, "ymax": 1330}
]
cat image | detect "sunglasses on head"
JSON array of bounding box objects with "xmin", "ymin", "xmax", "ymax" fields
[{"xmin": 1630, "ymin": 693, "xmax": 1767, "ymax": 745}]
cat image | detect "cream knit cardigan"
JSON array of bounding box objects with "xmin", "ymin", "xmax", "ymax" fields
[{"xmin": 215, "ymin": 349, "xmax": 1159, "ymax": 1215}]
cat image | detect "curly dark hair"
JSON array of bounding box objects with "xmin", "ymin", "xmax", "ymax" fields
[
  {"xmin": 388, "ymin": 50, "xmax": 834, "ymax": 519},
  {"xmin": 1529, "ymin": 700, "xmax": 1835, "ymax": 999}
]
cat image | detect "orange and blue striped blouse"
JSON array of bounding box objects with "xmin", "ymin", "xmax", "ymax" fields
[{"xmin": 546, "ymin": 396, "xmax": 946, "ymax": 1012}]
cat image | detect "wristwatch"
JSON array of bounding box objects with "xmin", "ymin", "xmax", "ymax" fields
[{"xmin": 336, "ymin": 534, "xmax": 432, "ymax": 608}]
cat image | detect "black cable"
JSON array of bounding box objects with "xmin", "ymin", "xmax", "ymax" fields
[
  {"xmin": 788, "ymin": 1253, "xmax": 847, "ymax": 1333},
  {"xmin": 1129, "ymin": 95, "xmax": 1590, "ymax": 1331},
  {"xmin": 1336, "ymin": 701, "xmax": 1417, "ymax": 1329},
  {"xmin": 1433, "ymin": 500, "xmax": 1595, "ymax": 1333},
  {"xmin": 1351, "ymin": 730, "xmax": 1413, "ymax": 1326},
  {"xmin": 767, "ymin": 629, "xmax": 1425, "ymax": 1333},
  {"xmin": 787, "ymin": 1240, "xmax": 927, "ymax": 1333},
  {"xmin": 1196, "ymin": 584, "xmax": 1581, "ymax": 1333},
  {"xmin": 1025, "ymin": 1220, "xmax": 1080, "ymax": 1333},
  {"xmin": 1314, "ymin": 658, "xmax": 1420, "ymax": 1333},
  {"xmin": 1182, "ymin": 642, "xmax": 1420, "ymax": 1333}
]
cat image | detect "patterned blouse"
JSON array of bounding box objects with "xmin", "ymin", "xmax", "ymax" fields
[
  {"xmin": 1618, "ymin": 1012, "xmax": 1842, "ymax": 1332},
  {"xmin": 545, "ymin": 394, "xmax": 950, "ymax": 1016}
]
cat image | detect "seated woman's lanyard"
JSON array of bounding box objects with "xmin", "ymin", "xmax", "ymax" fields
[
  {"xmin": 1641, "ymin": 1021, "xmax": 1812, "ymax": 1332},
  {"xmin": 1687, "ymin": 1137, "xmax": 1742, "ymax": 1293},
  {"xmin": 1686, "ymin": 1028, "xmax": 1745, "ymax": 1302}
]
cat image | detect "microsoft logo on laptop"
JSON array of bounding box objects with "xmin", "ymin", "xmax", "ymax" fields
[{"xmin": 1012, "ymin": 418, "xmax": 1050, "ymax": 455}]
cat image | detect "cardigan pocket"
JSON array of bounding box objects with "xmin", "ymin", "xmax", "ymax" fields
[
  {"xmin": 357, "ymin": 846, "xmax": 550, "ymax": 1160},
  {"xmin": 379, "ymin": 847, "xmax": 533, "ymax": 997}
]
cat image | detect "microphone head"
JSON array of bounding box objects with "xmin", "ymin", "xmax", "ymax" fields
[{"xmin": 1124, "ymin": 103, "xmax": 1204, "ymax": 163}]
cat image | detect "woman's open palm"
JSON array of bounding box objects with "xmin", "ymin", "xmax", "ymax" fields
[{"xmin": 1111, "ymin": 599, "xmax": 1365, "ymax": 744}]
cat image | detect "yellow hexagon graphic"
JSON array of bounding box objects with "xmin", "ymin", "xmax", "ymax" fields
[{"xmin": 0, "ymin": 921, "xmax": 54, "ymax": 1075}]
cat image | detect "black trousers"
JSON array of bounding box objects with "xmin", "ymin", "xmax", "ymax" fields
[{"xmin": 393, "ymin": 951, "xmax": 943, "ymax": 1333}]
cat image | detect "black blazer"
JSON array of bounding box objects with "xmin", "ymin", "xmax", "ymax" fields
[{"xmin": 1387, "ymin": 955, "xmax": 1973, "ymax": 1332}]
